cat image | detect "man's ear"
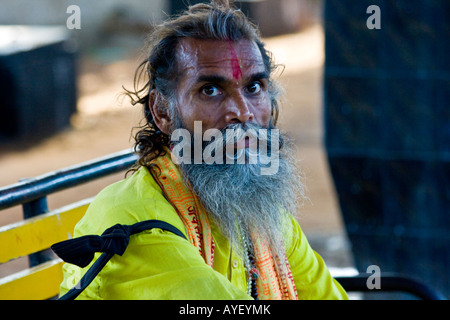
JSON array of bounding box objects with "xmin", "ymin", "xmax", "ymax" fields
[{"xmin": 148, "ymin": 89, "xmax": 172, "ymax": 135}]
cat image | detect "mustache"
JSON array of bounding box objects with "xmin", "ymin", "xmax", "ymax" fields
[
  {"xmin": 170, "ymin": 121, "xmax": 284, "ymax": 174},
  {"xmin": 202, "ymin": 122, "xmax": 277, "ymax": 161},
  {"xmin": 202, "ymin": 123, "xmax": 283, "ymax": 158}
]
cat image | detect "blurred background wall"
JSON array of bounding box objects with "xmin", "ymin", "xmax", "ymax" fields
[
  {"xmin": 0, "ymin": 0, "xmax": 321, "ymax": 142},
  {"xmin": 0, "ymin": 0, "xmax": 169, "ymax": 143},
  {"xmin": 0, "ymin": 0, "xmax": 321, "ymax": 46},
  {"xmin": 0, "ymin": 0, "xmax": 168, "ymax": 45},
  {"xmin": 324, "ymin": 0, "xmax": 449, "ymax": 298}
]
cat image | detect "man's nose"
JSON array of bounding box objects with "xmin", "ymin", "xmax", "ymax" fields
[{"xmin": 224, "ymin": 94, "xmax": 254, "ymax": 124}]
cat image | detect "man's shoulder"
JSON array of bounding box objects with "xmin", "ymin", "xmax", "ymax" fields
[
  {"xmin": 92, "ymin": 165, "xmax": 159, "ymax": 208},
  {"xmin": 73, "ymin": 166, "xmax": 184, "ymax": 236}
]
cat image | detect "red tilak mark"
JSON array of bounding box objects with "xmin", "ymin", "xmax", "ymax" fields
[{"xmin": 227, "ymin": 40, "xmax": 242, "ymax": 81}]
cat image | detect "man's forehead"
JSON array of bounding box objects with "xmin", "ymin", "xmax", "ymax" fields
[{"xmin": 176, "ymin": 38, "xmax": 265, "ymax": 76}]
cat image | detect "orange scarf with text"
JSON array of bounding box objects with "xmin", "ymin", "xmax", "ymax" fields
[{"xmin": 150, "ymin": 151, "xmax": 298, "ymax": 300}]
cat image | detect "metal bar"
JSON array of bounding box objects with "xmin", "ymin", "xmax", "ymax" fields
[
  {"xmin": 0, "ymin": 149, "xmax": 137, "ymax": 211},
  {"xmin": 22, "ymin": 197, "xmax": 53, "ymax": 267},
  {"xmin": 22, "ymin": 197, "xmax": 49, "ymax": 218},
  {"xmin": 335, "ymin": 273, "xmax": 446, "ymax": 300}
]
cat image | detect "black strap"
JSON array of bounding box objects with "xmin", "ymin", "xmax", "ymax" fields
[{"xmin": 51, "ymin": 220, "xmax": 187, "ymax": 300}]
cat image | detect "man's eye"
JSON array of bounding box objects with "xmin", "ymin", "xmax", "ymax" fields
[
  {"xmin": 246, "ymin": 82, "xmax": 262, "ymax": 94},
  {"xmin": 201, "ymin": 85, "xmax": 221, "ymax": 97}
]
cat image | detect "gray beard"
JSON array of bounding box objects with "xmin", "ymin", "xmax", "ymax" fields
[{"xmin": 175, "ymin": 124, "xmax": 306, "ymax": 259}]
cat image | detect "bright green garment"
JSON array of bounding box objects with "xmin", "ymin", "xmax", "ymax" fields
[{"xmin": 60, "ymin": 166, "xmax": 348, "ymax": 300}]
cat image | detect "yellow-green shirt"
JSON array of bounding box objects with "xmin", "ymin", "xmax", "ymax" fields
[{"xmin": 60, "ymin": 166, "xmax": 348, "ymax": 300}]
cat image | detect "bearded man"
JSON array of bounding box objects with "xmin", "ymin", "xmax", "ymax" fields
[{"xmin": 55, "ymin": 1, "xmax": 348, "ymax": 300}]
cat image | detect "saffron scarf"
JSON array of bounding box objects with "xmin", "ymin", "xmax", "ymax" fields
[{"xmin": 150, "ymin": 150, "xmax": 298, "ymax": 300}]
